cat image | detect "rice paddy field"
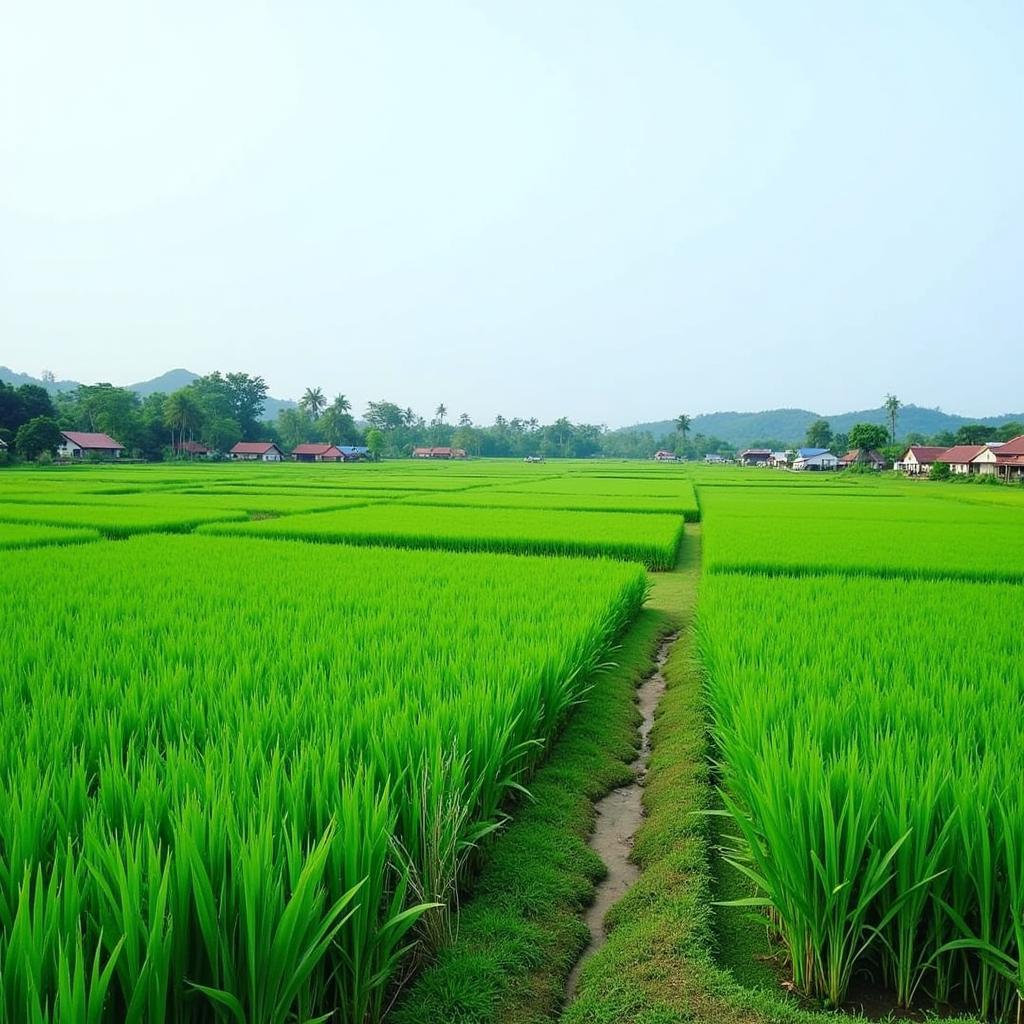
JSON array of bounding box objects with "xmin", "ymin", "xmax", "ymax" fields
[
  {"xmin": 1, "ymin": 456, "xmax": 1021, "ymax": 1022},
  {"xmin": 692, "ymin": 465, "xmax": 1024, "ymax": 1022},
  {"xmin": 0, "ymin": 458, "xmax": 684, "ymax": 1021}
]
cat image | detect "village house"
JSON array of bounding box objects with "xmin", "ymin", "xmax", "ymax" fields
[
  {"xmin": 338, "ymin": 446, "xmax": 371, "ymax": 461},
  {"xmin": 412, "ymin": 447, "xmax": 468, "ymax": 459},
  {"xmin": 57, "ymin": 431, "xmax": 125, "ymax": 459},
  {"xmin": 703, "ymin": 453, "xmax": 727, "ymax": 464},
  {"xmin": 229, "ymin": 441, "xmax": 285, "ymax": 462},
  {"xmin": 792, "ymin": 448, "xmax": 839, "ymax": 471},
  {"xmin": 935, "ymin": 444, "xmax": 985, "ymax": 475},
  {"xmin": 654, "ymin": 450, "xmax": 677, "ymax": 461},
  {"xmin": 838, "ymin": 449, "xmax": 887, "ymax": 470},
  {"xmin": 896, "ymin": 445, "xmax": 948, "ymax": 476},
  {"xmin": 770, "ymin": 450, "xmax": 794, "ymax": 468},
  {"xmin": 738, "ymin": 448, "xmax": 772, "ymax": 466},
  {"xmin": 969, "ymin": 443, "xmax": 1002, "ymax": 475},
  {"xmin": 991, "ymin": 434, "xmax": 1024, "ymax": 480},
  {"xmin": 291, "ymin": 443, "xmax": 343, "ymax": 463},
  {"xmin": 174, "ymin": 440, "xmax": 210, "ymax": 457}
]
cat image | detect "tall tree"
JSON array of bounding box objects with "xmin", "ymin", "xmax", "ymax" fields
[
  {"xmin": 300, "ymin": 387, "xmax": 326, "ymax": 419},
  {"xmin": 15, "ymin": 416, "xmax": 63, "ymax": 461},
  {"xmin": 675, "ymin": 414, "xmax": 691, "ymax": 447},
  {"xmin": 163, "ymin": 390, "xmax": 201, "ymax": 451},
  {"xmin": 805, "ymin": 418, "xmax": 833, "ymax": 448},
  {"xmin": 883, "ymin": 393, "xmax": 902, "ymax": 445},
  {"xmin": 434, "ymin": 403, "xmax": 447, "ymax": 426},
  {"xmin": 848, "ymin": 422, "xmax": 890, "ymax": 453}
]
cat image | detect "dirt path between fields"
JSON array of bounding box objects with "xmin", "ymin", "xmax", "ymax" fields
[{"xmin": 564, "ymin": 630, "xmax": 678, "ymax": 999}]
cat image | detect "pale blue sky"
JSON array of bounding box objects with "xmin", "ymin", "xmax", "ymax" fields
[{"xmin": 2, "ymin": 1, "xmax": 1022, "ymax": 425}]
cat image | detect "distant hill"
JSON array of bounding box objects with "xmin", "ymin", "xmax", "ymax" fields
[
  {"xmin": 622, "ymin": 404, "xmax": 1024, "ymax": 446},
  {"xmin": 0, "ymin": 366, "xmax": 296, "ymax": 421},
  {"xmin": 126, "ymin": 368, "xmax": 200, "ymax": 396}
]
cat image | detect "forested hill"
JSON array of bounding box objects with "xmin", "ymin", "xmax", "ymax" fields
[
  {"xmin": 626, "ymin": 405, "xmax": 1024, "ymax": 446},
  {"xmin": 0, "ymin": 367, "xmax": 297, "ymax": 420}
]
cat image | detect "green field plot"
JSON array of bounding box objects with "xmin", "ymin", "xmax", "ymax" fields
[
  {"xmin": 496, "ymin": 474, "xmax": 698, "ymax": 501},
  {"xmin": 0, "ymin": 521, "xmax": 101, "ymax": 549},
  {"xmin": 395, "ymin": 488, "xmax": 701, "ymax": 518},
  {"xmin": 0, "ymin": 500, "xmax": 248, "ymax": 536},
  {"xmin": 699, "ymin": 572, "xmax": 1024, "ymax": 1017},
  {"xmin": 199, "ymin": 503, "xmax": 685, "ymax": 568},
  {"xmin": 0, "ymin": 535, "xmax": 645, "ymax": 1021},
  {"xmin": 702, "ymin": 501, "xmax": 1024, "ymax": 581}
]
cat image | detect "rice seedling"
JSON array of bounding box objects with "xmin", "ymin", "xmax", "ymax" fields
[
  {"xmin": 0, "ymin": 534, "xmax": 646, "ymax": 1021},
  {"xmin": 699, "ymin": 572, "xmax": 1024, "ymax": 1019},
  {"xmin": 197, "ymin": 503, "xmax": 684, "ymax": 568},
  {"xmin": 0, "ymin": 522, "xmax": 101, "ymax": 549}
]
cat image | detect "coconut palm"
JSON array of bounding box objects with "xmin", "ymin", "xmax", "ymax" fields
[
  {"xmin": 300, "ymin": 387, "xmax": 326, "ymax": 419},
  {"xmin": 884, "ymin": 393, "xmax": 902, "ymax": 445},
  {"xmin": 676, "ymin": 414, "xmax": 691, "ymax": 446}
]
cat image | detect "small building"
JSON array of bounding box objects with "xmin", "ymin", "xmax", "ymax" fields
[
  {"xmin": 524, "ymin": 455, "xmax": 545, "ymax": 463},
  {"xmin": 969, "ymin": 444, "xmax": 1002, "ymax": 476},
  {"xmin": 738, "ymin": 448, "xmax": 772, "ymax": 467},
  {"xmin": 792, "ymin": 448, "xmax": 838, "ymax": 471},
  {"xmin": 174, "ymin": 440, "xmax": 210, "ymax": 457},
  {"xmin": 769, "ymin": 450, "xmax": 794, "ymax": 468},
  {"xmin": 703, "ymin": 453, "xmax": 727, "ymax": 464},
  {"xmin": 412, "ymin": 446, "xmax": 468, "ymax": 459},
  {"xmin": 838, "ymin": 449, "xmax": 887, "ymax": 470},
  {"xmin": 58, "ymin": 431, "xmax": 125, "ymax": 459},
  {"xmin": 229, "ymin": 441, "xmax": 285, "ymax": 462},
  {"xmin": 936, "ymin": 444, "xmax": 985, "ymax": 475},
  {"xmin": 993, "ymin": 435, "xmax": 1024, "ymax": 481},
  {"xmin": 291, "ymin": 443, "xmax": 343, "ymax": 463},
  {"xmin": 654, "ymin": 450, "xmax": 678, "ymax": 462},
  {"xmin": 896, "ymin": 446, "xmax": 947, "ymax": 475},
  {"xmin": 338, "ymin": 446, "xmax": 371, "ymax": 462},
  {"xmin": 0, "ymin": 438, "xmax": 7, "ymax": 451}
]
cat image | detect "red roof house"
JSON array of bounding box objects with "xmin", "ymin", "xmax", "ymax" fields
[
  {"xmin": 58, "ymin": 431, "xmax": 125, "ymax": 459},
  {"xmin": 174, "ymin": 440, "xmax": 210, "ymax": 456},
  {"xmin": 291, "ymin": 444, "xmax": 343, "ymax": 462},
  {"xmin": 936, "ymin": 445, "xmax": 985, "ymax": 474},
  {"xmin": 838, "ymin": 449, "xmax": 887, "ymax": 469},
  {"xmin": 994, "ymin": 434, "xmax": 1024, "ymax": 479},
  {"xmin": 897, "ymin": 446, "xmax": 947, "ymax": 475},
  {"xmin": 229, "ymin": 441, "xmax": 285, "ymax": 461},
  {"xmin": 412, "ymin": 447, "xmax": 467, "ymax": 459}
]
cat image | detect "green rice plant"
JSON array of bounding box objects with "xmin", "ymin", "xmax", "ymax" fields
[
  {"xmin": 197, "ymin": 504, "xmax": 684, "ymax": 568},
  {"xmin": 699, "ymin": 572, "xmax": 1024, "ymax": 1018},
  {"xmin": 393, "ymin": 489, "xmax": 701, "ymax": 519},
  {"xmin": 0, "ymin": 535, "xmax": 646, "ymax": 1020},
  {"xmin": 0, "ymin": 523, "xmax": 100, "ymax": 549},
  {"xmin": 0, "ymin": 502, "xmax": 247, "ymax": 537}
]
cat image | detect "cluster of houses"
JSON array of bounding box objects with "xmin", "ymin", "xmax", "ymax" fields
[
  {"xmin": 46, "ymin": 432, "xmax": 372, "ymax": 463},
  {"xmin": 412, "ymin": 446, "xmax": 468, "ymax": 459},
  {"xmin": 727, "ymin": 436, "xmax": 1024, "ymax": 481},
  {"xmin": 227, "ymin": 442, "xmax": 371, "ymax": 462},
  {"xmin": 896, "ymin": 437, "xmax": 1024, "ymax": 479}
]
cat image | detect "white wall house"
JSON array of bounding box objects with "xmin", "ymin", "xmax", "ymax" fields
[
  {"xmin": 896, "ymin": 446, "xmax": 947, "ymax": 475},
  {"xmin": 57, "ymin": 431, "xmax": 125, "ymax": 459},
  {"xmin": 229, "ymin": 442, "xmax": 285, "ymax": 461},
  {"xmin": 792, "ymin": 448, "xmax": 838, "ymax": 471}
]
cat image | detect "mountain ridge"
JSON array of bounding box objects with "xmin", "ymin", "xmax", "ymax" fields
[
  {"xmin": 0, "ymin": 366, "xmax": 296, "ymax": 421},
  {"xmin": 623, "ymin": 405, "xmax": 1024, "ymax": 445}
]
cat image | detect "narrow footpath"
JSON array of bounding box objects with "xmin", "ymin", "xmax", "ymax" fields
[{"xmin": 564, "ymin": 629, "xmax": 678, "ymax": 999}]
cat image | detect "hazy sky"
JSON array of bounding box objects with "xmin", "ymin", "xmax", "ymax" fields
[{"xmin": 2, "ymin": 2, "xmax": 1022, "ymax": 426}]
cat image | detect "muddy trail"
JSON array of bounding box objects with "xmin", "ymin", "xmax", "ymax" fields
[{"xmin": 564, "ymin": 630, "xmax": 678, "ymax": 1001}]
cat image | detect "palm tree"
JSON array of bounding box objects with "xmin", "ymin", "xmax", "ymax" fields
[
  {"xmin": 676, "ymin": 414, "xmax": 691, "ymax": 447},
  {"xmin": 883, "ymin": 394, "xmax": 902, "ymax": 445},
  {"xmin": 163, "ymin": 391, "xmax": 200, "ymax": 453},
  {"xmin": 330, "ymin": 394, "xmax": 351, "ymax": 414},
  {"xmin": 434, "ymin": 403, "xmax": 447, "ymax": 425},
  {"xmin": 300, "ymin": 387, "xmax": 326, "ymax": 419}
]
